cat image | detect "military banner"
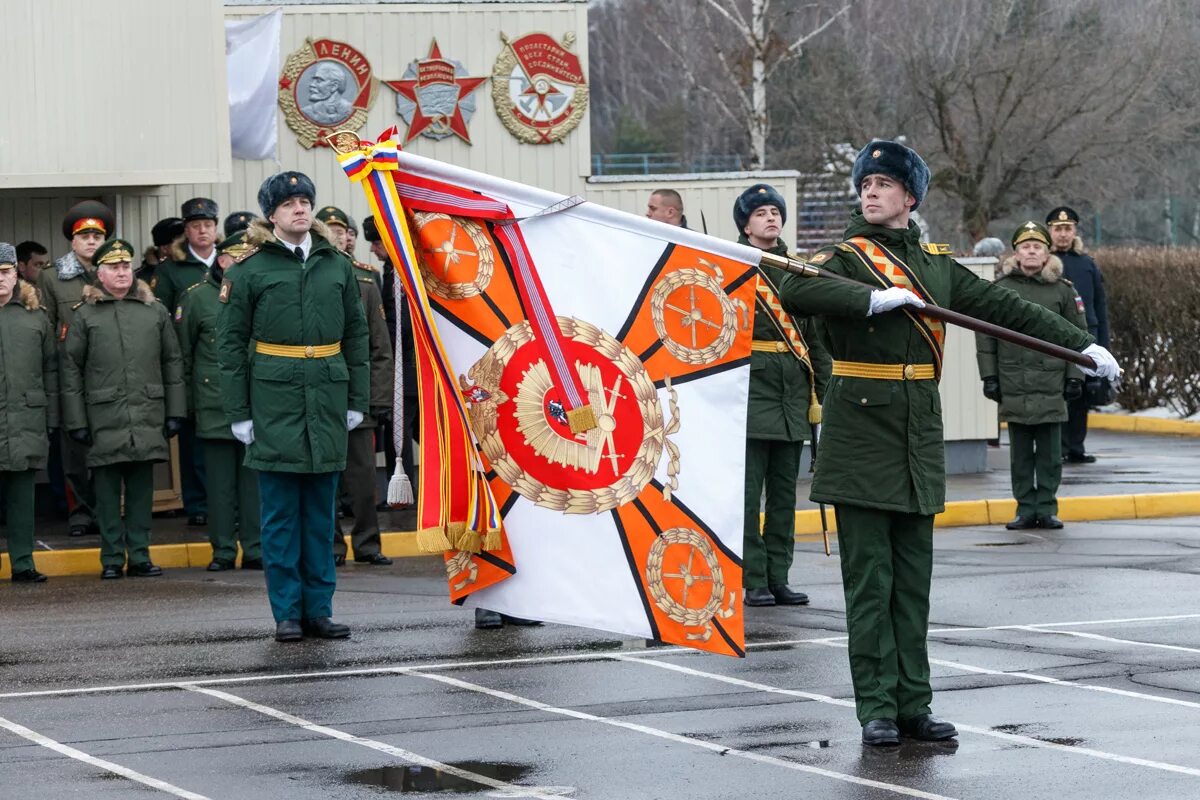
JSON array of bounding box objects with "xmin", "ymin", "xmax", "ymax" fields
[{"xmin": 334, "ymin": 131, "xmax": 763, "ymax": 656}]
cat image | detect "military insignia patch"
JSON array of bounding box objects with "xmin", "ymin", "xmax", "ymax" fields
[
  {"xmin": 1075, "ymin": 294, "xmax": 1085, "ymax": 313},
  {"xmin": 58, "ymin": 322, "xmax": 68, "ymax": 342},
  {"xmin": 219, "ymin": 280, "xmax": 232, "ymax": 304},
  {"xmin": 492, "ymin": 32, "xmax": 588, "ymax": 144},
  {"xmin": 386, "ymin": 39, "xmax": 488, "ymax": 145},
  {"xmin": 921, "ymin": 242, "xmax": 952, "ymax": 256},
  {"xmin": 809, "ymin": 252, "xmax": 832, "ymax": 265},
  {"xmin": 378, "ymin": 303, "xmax": 386, "ymax": 320},
  {"xmin": 174, "ymin": 306, "xmax": 183, "ymax": 322},
  {"xmin": 278, "ymin": 38, "xmax": 378, "ymax": 149}
]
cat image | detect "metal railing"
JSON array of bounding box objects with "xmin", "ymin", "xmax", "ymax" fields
[{"xmin": 591, "ymin": 152, "xmax": 747, "ymax": 175}]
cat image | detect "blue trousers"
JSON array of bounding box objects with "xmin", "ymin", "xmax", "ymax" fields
[{"xmin": 258, "ymin": 471, "xmax": 338, "ymax": 623}]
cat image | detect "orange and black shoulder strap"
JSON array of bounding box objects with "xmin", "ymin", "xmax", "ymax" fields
[
  {"xmin": 839, "ymin": 236, "xmax": 945, "ymax": 379},
  {"xmin": 754, "ymin": 267, "xmax": 813, "ymax": 374}
]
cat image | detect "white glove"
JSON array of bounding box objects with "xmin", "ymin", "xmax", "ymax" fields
[
  {"xmin": 868, "ymin": 287, "xmax": 926, "ymax": 316},
  {"xmin": 346, "ymin": 410, "xmax": 364, "ymax": 430},
  {"xmin": 231, "ymin": 420, "xmax": 254, "ymax": 445},
  {"xmin": 1079, "ymin": 343, "xmax": 1120, "ymax": 380}
]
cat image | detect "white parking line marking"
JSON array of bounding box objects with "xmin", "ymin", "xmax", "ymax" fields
[
  {"xmin": 181, "ymin": 685, "xmax": 568, "ymax": 800},
  {"xmin": 0, "ymin": 715, "xmax": 211, "ymax": 799},
  {"xmin": 621, "ymin": 655, "xmax": 1200, "ymax": 778},
  {"xmin": 404, "ymin": 669, "xmax": 960, "ymax": 800},
  {"xmin": 1013, "ymin": 627, "xmax": 1200, "ymax": 655}
]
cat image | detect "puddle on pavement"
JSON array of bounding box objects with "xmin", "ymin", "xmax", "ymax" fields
[
  {"xmin": 1037, "ymin": 736, "xmax": 1084, "ymax": 746},
  {"xmin": 343, "ymin": 762, "xmax": 531, "ymax": 793},
  {"xmin": 973, "ymin": 541, "xmax": 1028, "ymax": 547}
]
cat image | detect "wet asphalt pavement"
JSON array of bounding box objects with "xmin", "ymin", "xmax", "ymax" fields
[{"xmin": 2, "ymin": 516, "xmax": 1200, "ymax": 799}]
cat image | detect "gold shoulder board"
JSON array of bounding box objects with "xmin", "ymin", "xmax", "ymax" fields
[
  {"xmin": 921, "ymin": 242, "xmax": 952, "ymax": 255},
  {"xmin": 233, "ymin": 245, "xmax": 260, "ymax": 264}
]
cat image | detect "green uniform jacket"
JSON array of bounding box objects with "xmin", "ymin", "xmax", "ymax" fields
[
  {"xmin": 779, "ymin": 211, "xmax": 1094, "ymax": 515},
  {"xmin": 743, "ymin": 237, "xmax": 831, "ymax": 442},
  {"xmin": 353, "ymin": 261, "xmax": 394, "ymax": 429},
  {"xmin": 0, "ymin": 281, "xmax": 60, "ymax": 471},
  {"xmin": 216, "ymin": 221, "xmax": 370, "ymax": 474},
  {"xmin": 60, "ymin": 281, "xmax": 187, "ymax": 468},
  {"xmin": 976, "ymin": 256, "xmax": 1086, "ymax": 425},
  {"xmin": 36, "ymin": 253, "xmax": 95, "ymax": 335},
  {"xmin": 153, "ymin": 241, "xmax": 209, "ymax": 316},
  {"xmin": 178, "ymin": 271, "xmax": 231, "ymax": 440}
]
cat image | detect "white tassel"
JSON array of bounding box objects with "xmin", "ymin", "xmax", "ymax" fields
[
  {"xmin": 389, "ymin": 267, "xmax": 414, "ymax": 508},
  {"xmin": 387, "ymin": 463, "xmax": 413, "ymax": 506}
]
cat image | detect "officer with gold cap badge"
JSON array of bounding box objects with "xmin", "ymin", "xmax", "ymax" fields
[
  {"xmin": 224, "ymin": 211, "xmax": 255, "ymax": 239},
  {"xmin": 217, "ymin": 172, "xmax": 369, "ymax": 642},
  {"xmin": 177, "ymin": 232, "xmax": 263, "ymax": 572},
  {"xmin": 37, "ymin": 200, "xmax": 114, "ymax": 537},
  {"xmin": 733, "ymin": 183, "xmax": 831, "ymax": 609},
  {"xmin": 316, "ymin": 205, "xmax": 394, "ymax": 566},
  {"xmin": 0, "ymin": 242, "xmax": 58, "ymax": 583},
  {"xmin": 60, "ymin": 239, "xmax": 187, "ymax": 579}
]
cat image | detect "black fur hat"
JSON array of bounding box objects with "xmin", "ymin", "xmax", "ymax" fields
[
  {"xmin": 851, "ymin": 140, "xmax": 930, "ymax": 209},
  {"xmin": 151, "ymin": 217, "xmax": 185, "ymax": 247},
  {"xmin": 257, "ymin": 172, "xmax": 316, "ymax": 218},
  {"xmin": 223, "ymin": 212, "xmax": 254, "ymax": 237},
  {"xmin": 362, "ymin": 215, "xmax": 380, "ymax": 243},
  {"xmin": 733, "ymin": 183, "xmax": 787, "ymax": 233}
]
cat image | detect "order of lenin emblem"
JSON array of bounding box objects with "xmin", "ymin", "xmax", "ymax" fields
[
  {"xmin": 492, "ymin": 32, "xmax": 589, "ymax": 144},
  {"xmin": 279, "ymin": 38, "xmax": 378, "ymax": 148},
  {"xmin": 386, "ymin": 40, "xmax": 488, "ymax": 145}
]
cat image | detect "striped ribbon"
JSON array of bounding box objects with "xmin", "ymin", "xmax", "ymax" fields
[{"xmin": 337, "ymin": 136, "xmax": 501, "ymax": 553}]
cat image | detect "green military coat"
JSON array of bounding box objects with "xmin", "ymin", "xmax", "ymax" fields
[
  {"xmin": 353, "ymin": 261, "xmax": 394, "ymax": 428},
  {"xmin": 0, "ymin": 280, "xmax": 59, "ymax": 471},
  {"xmin": 216, "ymin": 222, "xmax": 370, "ymax": 474},
  {"xmin": 152, "ymin": 241, "xmax": 209, "ymax": 316},
  {"xmin": 178, "ymin": 271, "xmax": 232, "ymax": 440},
  {"xmin": 36, "ymin": 252, "xmax": 95, "ymax": 334},
  {"xmin": 976, "ymin": 256, "xmax": 1087, "ymax": 426},
  {"xmin": 60, "ymin": 280, "xmax": 187, "ymax": 468},
  {"xmin": 779, "ymin": 211, "xmax": 1094, "ymax": 515},
  {"xmin": 743, "ymin": 237, "xmax": 831, "ymax": 442}
]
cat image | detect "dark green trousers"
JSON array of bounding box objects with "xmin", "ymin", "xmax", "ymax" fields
[
  {"xmin": 835, "ymin": 504, "xmax": 934, "ymax": 726},
  {"xmin": 743, "ymin": 438, "xmax": 802, "ymax": 589},
  {"xmin": 1, "ymin": 470, "xmax": 37, "ymax": 573},
  {"xmin": 60, "ymin": 429, "xmax": 94, "ymax": 528},
  {"xmin": 334, "ymin": 427, "xmax": 381, "ymax": 558},
  {"xmin": 93, "ymin": 461, "xmax": 155, "ymax": 569},
  {"xmin": 202, "ymin": 439, "xmax": 261, "ymax": 563},
  {"xmin": 259, "ymin": 471, "xmax": 338, "ymax": 623},
  {"xmin": 1009, "ymin": 422, "xmax": 1062, "ymax": 517}
]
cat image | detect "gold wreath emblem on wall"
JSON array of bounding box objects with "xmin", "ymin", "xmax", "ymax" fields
[
  {"xmin": 645, "ymin": 527, "xmax": 737, "ymax": 642},
  {"xmin": 650, "ymin": 260, "xmax": 749, "ymax": 365},
  {"xmin": 466, "ymin": 316, "xmax": 680, "ymax": 514},
  {"xmin": 413, "ymin": 213, "xmax": 495, "ymax": 300}
]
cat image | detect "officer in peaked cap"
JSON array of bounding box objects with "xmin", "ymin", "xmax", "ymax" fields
[
  {"xmin": 217, "ymin": 170, "xmax": 368, "ymax": 642},
  {"xmin": 224, "ymin": 212, "xmax": 255, "ymax": 238},
  {"xmin": 37, "ymin": 199, "xmax": 115, "ymax": 537}
]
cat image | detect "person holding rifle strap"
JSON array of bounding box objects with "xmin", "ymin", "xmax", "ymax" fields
[{"xmin": 776, "ymin": 140, "xmax": 1119, "ymax": 747}]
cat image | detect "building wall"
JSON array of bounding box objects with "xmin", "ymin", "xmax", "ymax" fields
[{"xmin": 942, "ymin": 257, "xmax": 1000, "ymax": 443}]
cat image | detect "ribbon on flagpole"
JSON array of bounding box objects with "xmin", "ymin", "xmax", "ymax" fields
[{"xmin": 331, "ymin": 128, "xmax": 502, "ymax": 553}]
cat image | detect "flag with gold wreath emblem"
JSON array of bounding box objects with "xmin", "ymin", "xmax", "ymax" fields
[{"xmin": 332, "ymin": 130, "xmax": 767, "ymax": 656}]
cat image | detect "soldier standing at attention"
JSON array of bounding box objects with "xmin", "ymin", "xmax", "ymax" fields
[
  {"xmin": 139, "ymin": 217, "xmax": 184, "ymax": 286},
  {"xmin": 157, "ymin": 198, "xmax": 220, "ymax": 529},
  {"xmin": 223, "ymin": 212, "xmax": 255, "ymax": 239},
  {"xmin": 38, "ymin": 200, "xmax": 114, "ymax": 538},
  {"xmin": 316, "ymin": 205, "xmax": 394, "ymax": 567},
  {"xmin": 178, "ymin": 232, "xmax": 263, "ymax": 572},
  {"xmin": 978, "ymin": 223, "xmax": 1087, "ymax": 531},
  {"xmin": 734, "ymin": 184, "xmax": 830, "ymax": 608},
  {"xmin": 217, "ymin": 172, "xmax": 369, "ymax": 643},
  {"xmin": 778, "ymin": 140, "xmax": 1120, "ymax": 745},
  {"xmin": 60, "ymin": 239, "xmax": 186, "ymax": 580},
  {"xmin": 0, "ymin": 243, "xmax": 58, "ymax": 583}
]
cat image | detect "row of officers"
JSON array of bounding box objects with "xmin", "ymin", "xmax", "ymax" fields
[{"xmin": 1, "ymin": 186, "xmax": 413, "ymax": 600}]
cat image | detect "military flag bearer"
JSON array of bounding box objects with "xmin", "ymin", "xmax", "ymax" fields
[
  {"xmin": 0, "ymin": 243, "xmax": 58, "ymax": 583},
  {"xmin": 778, "ymin": 140, "xmax": 1120, "ymax": 745}
]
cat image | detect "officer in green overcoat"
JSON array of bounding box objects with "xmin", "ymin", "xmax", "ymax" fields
[
  {"xmin": 316, "ymin": 206, "xmax": 394, "ymax": 567},
  {"xmin": 178, "ymin": 232, "xmax": 263, "ymax": 572},
  {"xmin": 216, "ymin": 172, "xmax": 370, "ymax": 643},
  {"xmin": 0, "ymin": 243, "xmax": 58, "ymax": 583},
  {"xmin": 777, "ymin": 140, "xmax": 1121, "ymax": 746},
  {"xmin": 977, "ymin": 222, "xmax": 1087, "ymax": 530},
  {"xmin": 60, "ymin": 239, "xmax": 187, "ymax": 580},
  {"xmin": 37, "ymin": 201, "xmax": 113, "ymax": 537},
  {"xmin": 734, "ymin": 184, "xmax": 831, "ymax": 607}
]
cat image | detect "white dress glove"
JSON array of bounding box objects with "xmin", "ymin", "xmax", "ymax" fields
[
  {"xmin": 231, "ymin": 420, "xmax": 255, "ymax": 445},
  {"xmin": 1079, "ymin": 343, "xmax": 1120, "ymax": 380},
  {"xmin": 868, "ymin": 287, "xmax": 926, "ymax": 316},
  {"xmin": 346, "ymin": 410, "xmax": 365, "ymax": 431}
]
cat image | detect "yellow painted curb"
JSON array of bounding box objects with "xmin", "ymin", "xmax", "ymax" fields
[
  {"xmin": 6, "ymin": 489, "xmax": 1200, "ymax": 579},
  {"xmin": 1088, "ymin": 412, "xmax": 1200, "ymax": 436}
]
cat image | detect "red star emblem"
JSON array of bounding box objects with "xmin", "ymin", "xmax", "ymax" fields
[
  {"xmin": 384, "ymin": 40, "xmax": 487, "ymax": 145},
  {"xmin": 279, "ymin": 75, "xmax": 292, "ymax": 90}
]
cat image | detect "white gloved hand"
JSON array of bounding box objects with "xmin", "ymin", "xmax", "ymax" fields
[
  {"xmin": 231, "ymin": 420, "xmax": 255, "ymax": 445},
  {"xmin": 868, "ymin": 287, "xmax": 926, "ymax": 316},
  {"xmin": 346, "ymin": 410, "xmax": 365, "ymax": 430},
  {"xmin": 1079, "ymin": 343, "xmax": 1120, "ymax": 380}
]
